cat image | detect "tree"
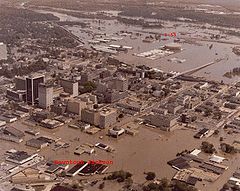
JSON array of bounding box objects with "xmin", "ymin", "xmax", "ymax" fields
[
  {"xmin": 72, "ymin": 183, "xmax": 79, "ymax": 189},
  {"xmin": 145, "ymin": 172, "xmax": 156, "ymax": 181},
  {"xmin": 118, "ymin": 113, "xmax": 124, "ymax": 118},
  {"xmin": 201, "ymin": 141, "xmax": 216, "ymax": 154},
  {"xmin": 220, "ymin": 143, "xmax": 237, "ymax": 154},
  {"xmin": 159, "ymin": 177, "xmax": 170, "ymax": 190},
  {"xmin": 143, "ymin": 183, "xmax": 159, "ymax": 191},
  {"xmin": 173, "ymin": 181, "xmax": 197, "ymax": 191},
  {"xmin": 214, "ymin": 130, "xmax": 219, "ymax": 135},
  {"xmin": 99, "ymin": 182, "xmax": 105, "ymax": 189},
  {"xmin": 93, "ymin": 104, "xmax": 99, "ymax": 109},
  {"xmin": 82, "ymin": 81, "xmax": 97, "ymax": 93},
  {"xmin": 107, "ymin": 170, "xmax": 132, "ymax": 182},
  {"xmin": 124, "ymin": 177, "xmax": 133, "ymax": 188}
]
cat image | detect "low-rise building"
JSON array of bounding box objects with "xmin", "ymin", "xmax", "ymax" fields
[
  {"xmin": 66, "ymin": 163, "xmax": 88, "ymax": 177},
  {"xmin": 6, "ymin": 151, "xmax": 38, "ymax": 164},
  {"xmin": 116, "ymin": 98, "xmax": 148, "ymax": 114},
  {"xmin": 0, "ymin": 120, "xmax": 6, "ymax": 127},
  {"xmin": 144, "ymin": 114, "xmax": 178, "ymax": 131},
  {"xmin": 0, "ymin": 126, "xmax": 24, "ymax": 143},
  {"xmin": 108, "ymin": 127, "xmax": 125, "ymax": 138},
  {"xmin": 104, "ymin": 89, "xmax": 128, "ymax": 103},
  {"xmin": 26, "ymin": 138, "xmax": 49, "ymax": 149},
  {"xmin": 0, "ymin": 114, "xmax": 18, "ymax": 123},
  {"xmin": 40, "ymin": 119, "xmax": 63, "ymax": 129},
  {"xmin": 194, "ymin": 128, "xmax": 209, "ymax": 139},
  {"xmin": 6, "ymin": 89, "xmax": 26, "ymax": 102}
]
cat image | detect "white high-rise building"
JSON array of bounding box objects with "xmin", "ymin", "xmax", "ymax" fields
[
  {"xmin": 0, "ymin": 42, "xmax": 7, "ymax": 60},
  {"xmin": 38, "ymin": 83, "xmax": 53, "ymax": 109}
]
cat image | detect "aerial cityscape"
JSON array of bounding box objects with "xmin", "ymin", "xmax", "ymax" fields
[{"xmin": 0, "ymin": 0, "xmax": 240, "ymax": 191}]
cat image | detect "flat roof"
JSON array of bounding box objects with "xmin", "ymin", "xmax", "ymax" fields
[
  {"xmin": 3, "ymin": 127, "xmax": 24, "ymax": 138},
  {"xmin": 67, "ymin": 163, "xmax": 87, "ymax": 175},
  {"xmin": 79, "ymin": 163, "xmax": 103, "ymax": 175},
  {"xmin": 7, "ymin": 151, "xmax": 32, "ymax": 162}
]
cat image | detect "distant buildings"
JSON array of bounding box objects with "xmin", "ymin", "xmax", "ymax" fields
[
  {"xmin": 97, "ymin": 76, "xmax": 128, "ymax": 92},
  {"xmin": 110, "ymin": 76, "xmax": 128, "ymax": 92},
  {"xmin": 104, "ymin": 89, "xmax": 128, "ymax": 103},
  {"xmin": 116, "ymin": 97, "xmax": 148, "ymax": 115},
  {"xmin": 80, "ymin": 71, "xmax": 100, "ymax": 84},
  {"xmin": 164, "ymin": 43, "xmax": 182, "ymax": 51}
]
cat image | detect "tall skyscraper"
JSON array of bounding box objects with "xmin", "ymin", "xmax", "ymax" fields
[
  {"xmin": 26, "ymin": 74, "xmax": 45, "ymax": 105},
  {"xmin": 38, "ymin": 83, "xmax": 53, "ymax": 109}
]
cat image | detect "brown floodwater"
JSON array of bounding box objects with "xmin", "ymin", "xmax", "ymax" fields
[
  {"xmin": 1, "ymin": 120, "xmax": 239, "ymax": 191},
  {"xmin": 37, "ymin": 9, "xmax": 240, "ymax": 84}
]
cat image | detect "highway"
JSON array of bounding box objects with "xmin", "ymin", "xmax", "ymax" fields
[{"xmin": 170, "ymin": 58, "xmax": 225, "ymax": 80}]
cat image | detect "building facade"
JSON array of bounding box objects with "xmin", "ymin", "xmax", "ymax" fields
[
  {"xmin": 26, "ymin": 74, "xmax": 45, "ymax": 105},
  {"xmin": 38, "ymin": 83, "xmax": 53, "ymax": 109},
  {"xmin": 60, "ymin": 79, "xmax": 79, "ymax": 97}
]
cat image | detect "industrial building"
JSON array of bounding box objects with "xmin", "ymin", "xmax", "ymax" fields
[{"xmin": 0, "ymin": 126, "xmax": 25, "ymax": 143}]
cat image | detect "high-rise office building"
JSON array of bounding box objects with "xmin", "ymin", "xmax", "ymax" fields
[
  {"xmin": 0, "ymin": 42, "xmax": 7, "ymax": 60},
  {"xmin": 38, "ymin": 83, "xmax": 53, "ymax": 109},
  {"xmin": 26, "ymin": 74, "xmax": 45, "ymax": 105},
  {"xmin": 60, "ymin": 78, "xmax": 79, "ymax": 97}
]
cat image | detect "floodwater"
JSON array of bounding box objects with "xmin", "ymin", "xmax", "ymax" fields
[
  {"xmin": 37, "ymin": 9, "xmax": 240, "ymax": 84},
  {"xmin": 1, "ymin": 119, "xmax": 239, "ymax": 191}
]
